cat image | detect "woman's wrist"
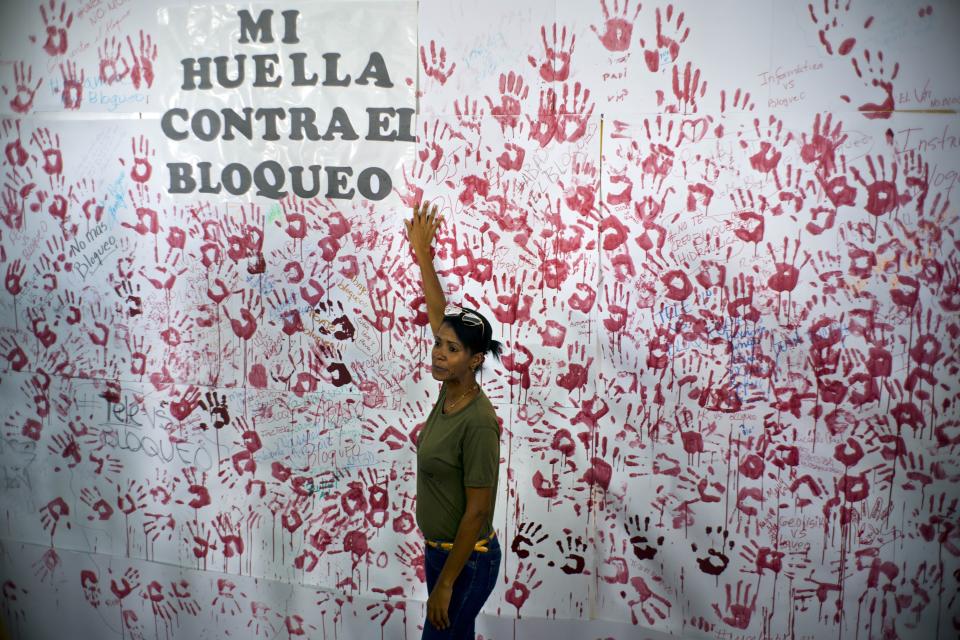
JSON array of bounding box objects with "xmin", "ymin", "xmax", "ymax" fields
[{"xmin": 414, "ymin": 248, "xmax": 434, "ymax": 264}]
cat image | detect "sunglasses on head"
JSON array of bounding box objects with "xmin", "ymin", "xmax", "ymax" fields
[{"xmin": 444, "ymin": 304, "xmax": 485, "ymax": 330}]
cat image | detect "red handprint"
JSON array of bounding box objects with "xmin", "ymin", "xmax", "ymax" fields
[
  {"xmin": 712, "ymin": 580, "xmax": 758, "ymax": 629},
  {"xmin": 39, "ymin": 496, "xmax": 71, "ymax": 537},
  {"xmin": 485, "ymin": 71, "xmax": 529, "ymax": 131},
  {"xmin": 772, "ymin": 163, "xmax": 816, "ymax": 217},
  {"xmin": 213, "ymin": 512, "xmax": 245, "ymax": 559},
  {"xmin": 452, "ymin": 93, "xmax": 484, "ymax": 138},
  {"xmin": 729, "ymin": 189, "xmax": 767, "ymax": 244},
  {"xmin": 80, "ymin": 569, "xmax": 101, "ymax": 607},
  {"xmin": 900, "ymin": 149, "xmax": 930, "ymax": 213},
  {"xmin": 115, "ymin": 479, "xmax": 147, "ymax": 516},
  {"xmin": 80, "ymin": 486, "xmax": 114, "ymax": 521},
  {"xmin": 30, "ymin": 127, "xmax": 62, "ymax": 176},
  {"xmin": 590, "ymin": 0, "xmax": 642, "ymax": 52},
  {"xmin": 528, "ymin": 24, "xmax": 576, "ymax": 81},
  {"xmin": 766, "ymin": 237, "xmax": 810, "ymax": 295},
  {"xmin": 417, "ymin": 119, "xmax": 450, "ymax": 172},
  {"xmin": 3, "ymin": 63, "xmax": 41, "ymax": 114},
  {"xmin": 33, "ymin": 548, "xmax": 61, "ymax": 583},
  {"xmin": 557, "ymin": 81, "xmax": 595, "ymax": 143},
  {"xmin": 123, "ymin": 183, "xmax": 161, "ymax": 236},
  {"xmin": 641, "ymin": 5, "xmax": 689, "ymax": 71},
  {"xmin": 395, "ymin": 540, "xmax": 426, "ymax": 583},
  {"xmin": 186, "ymin": 521, "xmax": 217, "ymax": 561},
  {"xmin": 70, "ymin": 178, "xmax": 104, "ymax": 222},
  {"xmin": 140, "ymin": 264, "xmax": 187, "ymax": 292},
  {"xmin": 504, "ymin": 561, "xmax": 542, "ymax": 616},
  {"xmin": 627, "ymin": 575, "xmax": 671, "ymax": 626},
  {"xmin": 5, "ymin": 259, "xmax": 25, "ymax": 296},
  {"xmin": 109, "ymin": 567, "xmax": 140, "ymax": 603},
  {"xmin": 123, "ymin": 333, "xmax": 149, "ymax": 376},
  {"xmin": 527, "ymin": 87, "xmax": 557, "ymax": 147},
  {"xmin": 143, "ymin": 512, "xmax": 176, "ymax": 542},
  {"xmin": 59, "ymin": 61, "xmax": 84, "ymax": 110},
  {"xmin": 420, "ymin": 40, "xmax": 456, "ymax": 84},
  {"xmin": 808, "ymin": 0, "xmax": 857, "ymax": 56},
  {"xmin": 127, "ymin": 32, "xmax": 157, "ymax": 89},
  {"xmin": 2, "ymin": 119, "xmax": 29, "ymax": 168},
  {"xmin": 850, "ymin": 155, "xmax": 907, "ymax": 217},
  {"xmin": 669, "ymin": 61, "xmax": 707, "ymax": 113},
  {"xmin": 97, "ymin": 36, "xmax": 130, "ymax": 85},
  {"xmin": 141, "ymin": 580, "xmax": 176, "ymax": 625},
  {"xmin": 170, "ymin": 580, "xmax": 201, "ymax": 616},
  {"xmin": 851, "ymin": 48, "xmax": 899, "ymax": 119},
  {"xmin": 800, "ymin": 112, "xmax": 847, "ymax": 176},
  {"xmin": 27, "ymin": 306, "xmax": 58, "ymax": 348},
  {"xmin": 32, "ymin": 0, "xmax": 74, "ymax": 57},
  {"xmin": 48, "ymin": 431, "xmax": 81, "ymax": 469},
  {"xmin": 123, "ymin": 135, "xmax": 154, "ymax": 183},
  {"xmin": 631, "ymin": 116, "xmax": 680, "ymax": 189},
  {"xmin": 170, "ymin": 385, "xmax": 201, "ymax": 421},
  {"xmin": 715, "ymin": 88, "xmax": 755, "ymax": 136},
  {"xmin": 45, "ymin": 173, "xmax": 71, "ymax": 226},
  {"xmin": 4, "ymin": 166, "xmax": 42, "ymax": 225},
  {"xmin": 485, "ymin": 271, "xmax": 532, "ymax": 325},
  {"xmin": 0, "ymin": 335, "xmax": 29, "ymax": 371},
  {"xmin": 556, "ymin": 343, "xmax": 594, "ymax": 392},
  {"xmin": 84, "ymin": 299, "xmax": 112, "ymax": 351},
  {"xmin": 749, "ymin": 115, "xmax": 791, "ymax": 174}
]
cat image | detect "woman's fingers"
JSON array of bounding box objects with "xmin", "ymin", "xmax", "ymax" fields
[
  {"xmin": 412, "ymin": 200, "xmax": 443, "ymax": 237},
  {"xmin": 413, "ymin": 200, "xmax": 442, "ymax": 220},
  {"xmin": 426, "ymin": 592, "xmax": 449, "ymax": 630},
  {"xmin": 429, "ymin": 609, "xmax": 445, "ymax": 630}
]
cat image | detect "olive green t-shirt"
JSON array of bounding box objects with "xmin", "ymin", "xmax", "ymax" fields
[{"xmin": 416, "ymin": 385, "xmax": 500, "ymax": 542}]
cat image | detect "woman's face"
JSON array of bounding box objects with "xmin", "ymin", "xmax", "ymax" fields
[{"xmin": 431, "ymin": 323, "xmax": 480, "ymax": 382}]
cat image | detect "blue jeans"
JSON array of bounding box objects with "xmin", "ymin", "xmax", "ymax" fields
[{"xmin": 422, "ymin": 534, "xmax": 501, "ymax": 639}]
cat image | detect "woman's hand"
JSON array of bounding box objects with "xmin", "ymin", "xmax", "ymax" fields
[
  {"xmin": 405, "ymin": 200, "xmax": 443, "ymax": 257},
  {"xmin": 405, "ymin": 199, "xmax": 446, "ymax": 332},
  {"xmin": 426, "ymin": 582, "xmax": 453, "ymax": 630}
]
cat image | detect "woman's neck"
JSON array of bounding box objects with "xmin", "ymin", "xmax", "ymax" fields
[
  {"xmin": 445, "ymin": 377, "xmax": 476, "ymax": 396},
  {"xmin": 443, "ymin": 378, "xmax": 478, "ymax": 414}
]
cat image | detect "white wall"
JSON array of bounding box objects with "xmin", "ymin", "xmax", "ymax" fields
[{"xmin": 1, "ymin": 0, "xmax": 959, "ymax": 638}]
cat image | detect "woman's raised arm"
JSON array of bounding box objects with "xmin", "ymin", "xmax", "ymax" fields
[{"xmin": 405, "ymin": 200, "xmax": 446, "ymax": 334}]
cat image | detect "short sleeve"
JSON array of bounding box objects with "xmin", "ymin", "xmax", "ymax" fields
[{"xmin": 463, "ymin": 421, "xmax": 500, "ymax": 488}]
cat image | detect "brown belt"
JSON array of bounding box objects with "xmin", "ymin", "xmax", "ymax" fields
[{"xmin": 425, "ymin": 531, "xmax": 496, "ymax": 553}]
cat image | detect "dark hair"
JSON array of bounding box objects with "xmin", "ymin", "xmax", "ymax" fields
[{"xmin": 441, "ymin": 306, "xmax": 503, "ymax": 366}]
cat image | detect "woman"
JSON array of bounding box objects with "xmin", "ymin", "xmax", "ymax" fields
[{"xmin": 406, "ymin": 200, "xmax": 503, "ymax": 639}]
